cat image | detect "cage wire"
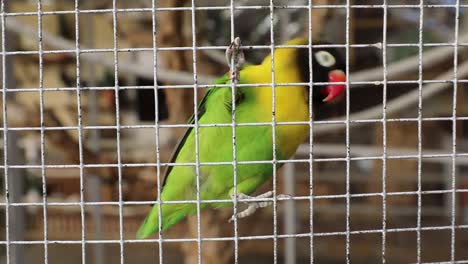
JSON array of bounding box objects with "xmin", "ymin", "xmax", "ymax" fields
[{"xmin": 0, "ymin": 0, "xmax": 468, "ymax": 263}]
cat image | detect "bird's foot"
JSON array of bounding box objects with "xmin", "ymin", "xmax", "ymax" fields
[
  {"xmin": 225, "ymin": 37, "xmax": 245, "ymax": 82},
  {"xmin": 228, "ymin": 191, "xmax": 291, "ymax": 222}
]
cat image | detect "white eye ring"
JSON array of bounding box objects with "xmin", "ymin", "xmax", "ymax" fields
[{"xmin": 315, "ymin": 50, "xmax": 336, "ymax": 67}]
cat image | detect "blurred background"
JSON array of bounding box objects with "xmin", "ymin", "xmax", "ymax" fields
[{"xmin": 1, "ymin": 0, "xmax": 468, "ymax": 263}]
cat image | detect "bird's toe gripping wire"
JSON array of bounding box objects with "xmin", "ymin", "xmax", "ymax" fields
[
  {"xmin": 225, "ymin": 37, "xmax": 245, "ymax": 82},
  {"xmin": 228, "ymin": 191, "xmax": 292, "ymax": 222}
]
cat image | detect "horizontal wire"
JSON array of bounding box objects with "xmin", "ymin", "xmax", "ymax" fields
[
  {"xmin": 0, "ymin": 42, "xmax": 467, "ymax": 56},
  {"xmin": 4, "ymin": 116, "xmax": 468, "ymax": 131},
  {"xmin": 0, "ymin": 4, "xmax": 467, "ymax": 18},
  {"xmin": 2, "ymin": 188, "xmax": 468, "ymax": 207},
  {"xmin": 1, "ymin": 151, "xmax": 468, "ymax": 169},
  {"xmin": 1, "ymin": 224, "xmax": 467, "ymax": 245},
  {"xmin": 415, "ymin": 261, "xmax": 468, "ymax": 264},
  {"xmin": 3, "ymin": 78, "xmax": 468, "ymax": 93}
]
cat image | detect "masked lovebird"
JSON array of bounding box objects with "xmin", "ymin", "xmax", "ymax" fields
[{"xmin": 136, "ymin": 37, "xmax": 346, "ymax": 239}]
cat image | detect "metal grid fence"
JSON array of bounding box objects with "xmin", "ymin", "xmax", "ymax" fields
[{"xmin": 1, "ymin": 0, "xmax": 468, "ymax": 263}]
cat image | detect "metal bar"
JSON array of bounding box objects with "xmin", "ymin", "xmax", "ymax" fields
[
  {"xmin": 345, "ymin": 0, "xmax": 351, "ymax": 262},
  {"xmin": 1, "ymin": 187, "xmax": 468, "ymax": 207},
  {"xmin": 83, "ymin": 1, "xmax": 105, "ymax": 263},
  {"xmin": 189, "ymin": 1, "xmax": 203, "ymax": 263},
  {"xmin": 444, "ymin": 136, "xmax": 455, "ymax": 219},
  {"xmin": 416, "ymin": 0, "xmax": 424, "ymax": 262},
  {"xmin": 150, "ymin": 0, "xmax": 164, "ymax": 263},
  {"xmin": 6, "ymin": 133, "xmax": 25, "ymax": 264},
  {"xmin": 36, "ymin": 1, "xmax": 49, "ymax": 263},
  {"xmin": 228, "ymin": 1, "xmax": 240, "ymax": 264},
  {"xmin": 1, "ymin": 4, "xmax": 468, "ymax": 18},
  {"xmin": 73, "ymin": 1, "xmax": 87, "ymax": 263},
  {"xmin": 283, "ymin": 162, "xmax": 296, "ymax": 264},
  {"xmin": 0, "ymin": 2, "xmax": 25, "ymax": 264},
  {"xmin": 381, "ymin": 1, "xmax": 389, "ymax": 263},
  {"xmin": 0, "ymin": 1, "xmax": 11, "ymax": 261},
  {"xmin": 0, "ymin": 149, "xmax": 467, "ymax": 170},
  {"xmin": 5, "ymin": 77, "xmax": 468, "ymax": 92},
  {"xmin": 1, "ymin": 41, "xmax": 468, "ymax": 55},
  {"xmin": 0, "ymin": 223, "xmax": 467, "ymax": 244},
  {"xmin": 1, "ymin": 116, "xmax": 468, "ymax": 131},
  {"xmin": 110, "ymin": 1, "xmax": 125, "ymax": 263},
  {"xmin": 451, "ymin": 1, "xmax": 461, "ymax": 262},
  {"xmin": 268, "ymin": 1, "xmax": 279, "ymax": 263},
  {"xmin": 307, "ymin": 0, "xmax": 315, "ymax": 262}
]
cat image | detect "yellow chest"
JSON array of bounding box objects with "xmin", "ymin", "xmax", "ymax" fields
[{"xmin": 244, "ymin": 64, "xmax": 310, "ymax": 158}]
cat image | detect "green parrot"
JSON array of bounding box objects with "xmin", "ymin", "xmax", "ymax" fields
[{"xmin": 137, "ymin": 37, "xmax": 346, "ymax": 239}]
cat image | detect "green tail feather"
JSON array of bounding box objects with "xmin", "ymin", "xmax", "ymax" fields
[{"xmin": 136, "ymin": 204, "xmax": 192, "ymax": 239}]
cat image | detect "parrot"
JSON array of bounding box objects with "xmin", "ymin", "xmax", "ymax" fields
[{"xmin": 136, "ymin": 37, "xmax": 346, "ymax": 239}]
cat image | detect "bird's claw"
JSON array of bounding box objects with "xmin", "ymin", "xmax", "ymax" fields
[
  {"xmin": 225, "ymin": 37, "xmax": 245, "ymax": 82},
  {"xmin": 229, "ymin": 191, "xmax": 292, "ymax": 223}
]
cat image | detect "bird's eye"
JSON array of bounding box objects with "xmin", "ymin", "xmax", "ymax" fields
[{"xmin": 315, "ymin": 50, "xmax": 336, "ymax": 67}]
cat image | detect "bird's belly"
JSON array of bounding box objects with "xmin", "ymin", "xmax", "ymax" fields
[
  {"xmin": 178, "ymin": 100, "xmax": 309, "ymax": 201},
  {"xmin": 197, "ymin": 122, "xmax": 306, "ymax": 200}
]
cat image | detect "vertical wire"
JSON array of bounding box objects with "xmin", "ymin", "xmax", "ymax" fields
[
  {"xmin": 111, "ymin": 1, "xmax": 125, "ymax": 263},
  {"xmin": 228, "ymin": 1, "xmax": 240, "ymax": 264},
  {"xmin": 381, "ymin": 1, "xmax": 388, "ymax": 263},
  {"xmin": 345, "ymin": 0, "xmax": 351, "ymax": 262},
  {"xmin": 37, "ymin": 1, "xmax": 49, "ymax": 262},
  {"xmin": 189, "ymin": 1, "xmax": 202, "ymax": 263},
  {"xmin": 0, "ymin": 0, "xmax": 10, "ymax": 263},
  {"xmin": 416, "ymin": 0, "xmax": 424, "ymax": 262},
  {"xmin": 279, "ymin": 3, "xmax": 295, "ymax": 261},
  {"xmin": 150, "ymin": 0, "xmax": 164, "ymax": 263},
  {"xmin": 84, "ymin": 5, "xmax": 104, "ymax": 264},
  {"xmin": 307, "ymin": 0, "xmax": 315, "ymax": 263},
  {"xmin": 268, "ymin": 1, "xmax": 278, "ymax": 263},
  {"xmin": 451, "ymin": 0, "xmax": 460, "ymax": 262},
  {"xmin": 73, "ymin": 1, "xmax": 86, "ymax": 263}
]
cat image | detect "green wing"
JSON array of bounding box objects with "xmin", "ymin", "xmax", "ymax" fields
[
  {"xmin": 161, "ymin": 72, "xmax": 231, "ymax": 187},
  {"xmin": 137, "ymin": 67, "xmax": 269, "ymax": 238}
]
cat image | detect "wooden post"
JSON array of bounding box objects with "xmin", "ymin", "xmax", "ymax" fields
[
  {"xmin": 368, "ymin": 122, "xmax": 418, "ymax": 217},
  {"xmin": 182, "ymin": 210, "xmax": 234, "ymax": 264}
]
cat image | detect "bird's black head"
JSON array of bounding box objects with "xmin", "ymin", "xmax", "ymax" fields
[{"xmin": 297, "ymin": 42, "xmax": 346, "ymax": 108}]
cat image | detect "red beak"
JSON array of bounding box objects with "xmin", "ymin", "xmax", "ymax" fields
[{"xmin": 322, "ymin": 69, "xmax": 346, "ymax": 102}]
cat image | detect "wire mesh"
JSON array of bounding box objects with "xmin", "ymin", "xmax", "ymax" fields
[{"xmin": 0, "ymin": 0, "xmax": 467, "ymax": 263}]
